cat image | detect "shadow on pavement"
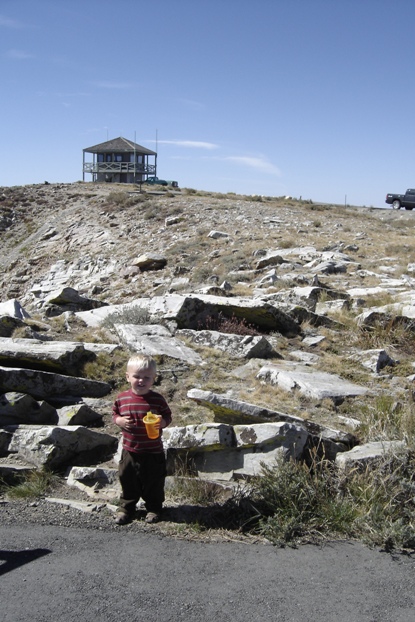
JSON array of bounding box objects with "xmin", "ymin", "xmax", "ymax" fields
[{"xmin": 0, "ymin": 548, "xmax": 51, "ymax": 577}]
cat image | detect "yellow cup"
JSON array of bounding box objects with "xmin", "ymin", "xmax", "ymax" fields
[{"xmin": 143, "ymin": 411, "xmax": 161, "ymax": 439}]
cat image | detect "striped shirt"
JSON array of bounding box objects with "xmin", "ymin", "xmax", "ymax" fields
[{"xmin": 112, "ymin": 389, "xmax": 172, "ymax": 454}]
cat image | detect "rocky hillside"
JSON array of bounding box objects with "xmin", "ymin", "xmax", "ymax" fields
[{"xmin": 1, "ymin": 181, "xmax": 415, "ymax": 439}]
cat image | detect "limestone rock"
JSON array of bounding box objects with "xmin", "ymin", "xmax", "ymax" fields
[
  {"xmin": 5, "ymin": 425, "xmax": 118, "ymax": 469},
  {"xmin": 0, "ymin": 299, "xmax": 31, "ymax": 320},
  {"xmin": 0, "ymin": 315, "xmax": 26, "ymax": 338},
  {"xmin": 0, "ymin": 392, "xmax": 58, "ymax": 425},
  {"xmin": 163, "ymin": 423, "xmax": 235, "ymax": 451},
  {"xmin": 76, "ymin": 293, "xmax": 301, "ymax": 336},
  {"xmin": 114, "ymin": 323, "xmax": 203, "ymax": 365},
  {"xmin": 57, "ymin": 403, "xmax": 103, "ymax": 426},
  {"xmin": 131, "ymin": 254, "xmax": 167, "ymax": 271},
  {"xmin": 257, "ymin": 363, "xmax": 368, "ymax": 402},
  {"xmin": 176, "ymin": 329, "xmax": 275, "ymax": 359},
  {"xmin": 350, "ymin": 349, "xmax": 396, "ymax": 373},
  {"xmin": 0, "ymin": 366, "xmax": 111, "ymax": 400},
  {"xmin": 0, "ymin": 337, "xmax": 96, "ymax": 375},
  {"xmin": 335, "ymin": 440, "xmax": 407, "ymax": 471}
]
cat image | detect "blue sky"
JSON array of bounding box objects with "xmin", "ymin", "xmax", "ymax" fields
[{"xmin": 1, "ymin": 0, "xmax": 414, "ymax": 206}]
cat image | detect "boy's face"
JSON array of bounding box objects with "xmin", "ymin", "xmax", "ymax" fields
[{"xmin": 126, "ymin": 365, "xmax": 156, "ymax": 396}]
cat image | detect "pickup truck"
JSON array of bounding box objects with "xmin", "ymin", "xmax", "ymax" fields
[
  {"xmin": 143, "ymin": 176, "xmax": 179, "ymax": 188},
  {"xmin": 385, "ymin": 189, "xmax": 415, "ymax": 210}
]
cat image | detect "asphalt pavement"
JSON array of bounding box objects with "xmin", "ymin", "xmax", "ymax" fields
[{"xmin": 1, "ymin": 524, "xmax": 415, "ymax": 622}]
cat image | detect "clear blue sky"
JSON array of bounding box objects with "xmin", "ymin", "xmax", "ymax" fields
[{"xmin": 1, "ymin": 0, "xmax": 414, "ymax": 206}]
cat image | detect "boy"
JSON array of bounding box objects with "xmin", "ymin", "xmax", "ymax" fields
[{"xmin": 112, "ymin": 354, "xmax": 172, "ymax": 525}]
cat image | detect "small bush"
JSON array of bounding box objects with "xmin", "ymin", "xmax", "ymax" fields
[
  {"xmin": 2, "ymin": 469, "xmax": 58, "ymax": 499},
  {"xmin": 198, "ymin": 312, "xmax": 260, "ymax": 336},
  {"xmin": 248, "ymin": 450, "xmax": 415, "ymax": 550}
]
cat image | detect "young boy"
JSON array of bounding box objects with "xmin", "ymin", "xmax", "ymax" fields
[{"xmin": 112, "ymin": 354, "xmax": 172, "ymax": 525}]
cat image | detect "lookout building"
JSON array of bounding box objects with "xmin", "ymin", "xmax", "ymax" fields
[{"xmin": 82, "ymin": 136, "xmax": 157, "ymax": 184}]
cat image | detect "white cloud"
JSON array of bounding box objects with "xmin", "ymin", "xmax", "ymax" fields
[
  {"xmin": 5, "ymin": 48, "xmax": 34, "ymax": 59},
  {"xmin": 224, "ymin": 156, "xmax": 281, "ymax": 176},
  {"xmin": 157, "ymin": 140, "xmax": 219, "ymax": 150},
  {"xmin": 0, "ymin": 15, "xmax": 27, "ymax": 28}
]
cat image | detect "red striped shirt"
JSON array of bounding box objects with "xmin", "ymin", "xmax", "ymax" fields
[{"xmin": 112, "ymin": 389, "xmax": 172, "ymax": 454}]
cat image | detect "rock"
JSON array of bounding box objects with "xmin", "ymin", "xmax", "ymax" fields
[
  {"xmin": 76, "ymin": 293, "xmax": 301, "ymax": 336},
  {"xmin": 57, "ymin": 403, "xmax": 103, "ymax": 426},
  {"xmin": 0, "ymin": 392, "xmax": 58, "ymax": 426},
  {"xmin": 176, "ymin": 329, "xmax": 275, "ymax": 359},
  {"xmin": 207, "ymin": 230, "xmax": 230, "ymax": 239},
  {"xmin": 0, "ymin": 299, "xmax": 31, "ymax": 320},
  {"xmin": 0, "ymin": 316, "xmax": 26, "ymax": 338},
  {"xmin": 114, "ymin": 323, "xmax": 203, "ymax": 365},
  {"xmin": 45, "ymin": 497, "xmax": 107, "ymax": 513},
  {"xmin": 350, "ymin": 349, "xmax": 396, "ymax": 373},
  {"xmin": 0, "ymin": 428, "xmax": 13, "ymax": 456},
  {"xmin": 131, "ymin": 254, "xmax": 167, "ymax": 271},
  {"xmin": 164, "ymin": 421, "xmax": 308, "ymax": 481},
  {"xmin": 257, "ymin": 363, "xmax": 368, "ymax": 403},
  {"xmin": 5, "ymin": 425, "xmax": 118, "ymax": 469},
  {"xmin": 186, "ymin": 388, "xmax": 355, "ymax": 458},
  {"xmin": 315, "ymin": 299, "xmax": 350, "ymax": 315},
  {"xmin": 0, "ymin": 337, "xmax": 97, "ymax": 375},
  {"xmin": 163, "ymin": 423, "xmax": 235, "ymax": 451},
  {"xmin": 0, "ymin": 366, "xmax": 112, "ymax": 400},
  {"xmin": 66, "ymin": 466, "xmax": 120, "ymax": 498},
  {"xmin": 335, "ymin": 440, "xmax": 407, "ymax": 471}
]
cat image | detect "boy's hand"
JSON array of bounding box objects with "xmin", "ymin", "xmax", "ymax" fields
[
  {"xmin": 156, "ymin": 417, "xmax": 167, "ymax": 430},
  {"xmin": 116, "ymin": 415, "xmax": 134, "ymax": 431}
]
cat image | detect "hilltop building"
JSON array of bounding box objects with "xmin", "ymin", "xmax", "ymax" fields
[{"xmin": 82, "ymin": 136, "xmax": 157, "ymax": 184}]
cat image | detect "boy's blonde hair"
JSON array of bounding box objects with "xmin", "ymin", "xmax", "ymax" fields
[{"xmin": 126, "ymin": 354, "xmax": 157, "ymax": 374}]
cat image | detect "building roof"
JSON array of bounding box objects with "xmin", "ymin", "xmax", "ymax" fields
[{"xmin": 83, "ymin": 136, "xmax": 157, "ymax": 156}]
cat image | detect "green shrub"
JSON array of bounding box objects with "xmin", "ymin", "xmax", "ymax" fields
[
  {"xmin": 2, "ymin": 469, "xmax": 58, "ymax": 499},
  {"xmin": 248, "ymin": 450, "xmax": 415, "ymax": 550}
]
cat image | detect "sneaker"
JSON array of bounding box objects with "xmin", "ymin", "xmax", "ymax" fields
[
  {"xmin": 115, "ymin": 512, "xmax": 131, "ymax": 525},
  {"xmin": 145, "ymin": 512, "xmax": 160, "ymax": 524}
]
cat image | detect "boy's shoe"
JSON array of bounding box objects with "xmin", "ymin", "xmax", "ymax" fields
[
  {"xmin": 145, "ymin": 512, "xmax": 160, "ymax": 524},
  {"xmin": 115, "ymin": 512, "xmax": 131, "ymax": 525}
]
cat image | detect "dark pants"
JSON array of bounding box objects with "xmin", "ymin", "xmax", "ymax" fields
[{"xmin": 118, "ymin": 449, "xmax": 167, "ymax": 516}]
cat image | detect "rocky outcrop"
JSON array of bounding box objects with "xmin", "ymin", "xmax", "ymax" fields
[
  {"xmin": 5, "ymin": 424, "xmax": 118, "ymax": 470},
  {"xmin": 0, "ymin": 366, "xmax": 111, "ymax": 401},
  {"xmin": 0, "ymin": 337, "xmax": 97, "ymax": 375}
]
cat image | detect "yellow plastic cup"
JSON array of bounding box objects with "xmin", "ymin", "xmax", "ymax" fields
[{"xmin": 143, "ymin": 411, "xmax": 161, "ymax": 439}]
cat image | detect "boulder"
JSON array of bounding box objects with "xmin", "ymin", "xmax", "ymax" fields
[
  {"xmin": 0, "ymin": 366, "xmax": 111, "ymax": 400},
  {"xmin": 66, "ymin": 466, "xmax": 120, "ymax": 498},
  {"xmin": 5, "ymin": 425, "xmax": 118, "ymax": 469},
  {"xmin": 0, "ymin": 337, "xmax": 97, "ymax": 375},
  {"xmin": 114, "ymin": 323, "xmax": 203, "ymax": 365},
  {"xmin": 0, "ymin": 392, "xmax": 58, "ymax": 425},
  {"xmin": 0, "ymin": 428, "xmax": 13, "ymax": 456},
  {"xmin": 163, "ymin": 423, "xmax": 235, "ymax": 451},
  {"xmin": 57, "ymin": 403, "xmax": 103, "ymax": 426},
  {"xmin": 176, "ymin": 329, "xmax": 275, "ymax": 359},
  {"xmin": 335, "ymin": 440, "xmax": 407, "ymax": 471},
  {"xmin": 0, "ymin": 315, "xmax": 26, "ymax": 338},
  {"xmin": 350, "ymin": 349, "xmax": 396, "ymax": 373},
  {"xmin": 77, "ymin": 294, "xmax": 301, "ymax": 337},
  {"xmin": 187, "ymin": 388, "xmax": 355, "ymax": 459},
  {"xmin": 131, "ymin": 254, "xmax": 167, "ymax": 271},
  {"xmin": 257, "ymin": 363, "xmax": 368, "ymax": 402},
  {"xmin": 0, "ymin": 299, "xmax": 31, "ymax": 320}
]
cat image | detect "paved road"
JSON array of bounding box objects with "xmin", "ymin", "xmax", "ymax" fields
[{"xmin": 1, "ymin": 525, "xmax": 415, "ymax": 622}]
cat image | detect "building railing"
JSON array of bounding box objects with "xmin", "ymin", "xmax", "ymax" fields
[{"xmin": 83, "ymin": 162, "xmax": 156, "ymax": 174}]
